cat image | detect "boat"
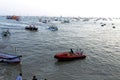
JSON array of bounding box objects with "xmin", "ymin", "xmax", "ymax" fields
[
  {"xmin": 48, "ymin": 25, "xmax": 58, "ymax": 31},
  {"xmin": 6, "ymin": 15, "xmax": 20, "ymax": 21},
  {"xmin": 25, "ymin": 25, "xmax": 38, "ymax": 31},
  {"xmin": 1, "ymin": 30, "xmax": 11, "ymax": 37},
  {"xmin": 0, "ymin": 52, "xmax": 22, "ymax": 63},
  {"xmin": 54, "ymin": 52, "xmax": 86, "ymax": 61}
]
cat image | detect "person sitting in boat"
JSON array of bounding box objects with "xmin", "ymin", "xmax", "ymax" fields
[
  {"xmin": 75, "ymin": 49, "xmax": 80, "ymax": 54},
  {"xmin": 78, "ymin": 49, "xmax": 83, "ymax": 55},
  {"xmin": 79, "ymin": 49, "xmax": 83, "ymax": 54},
  {"xmin": 29, "ymin": 25, "xmax": 32, "ymax": 28},
  {"xmin": 75, "ymin": 49, "xmax": 83, "ymax": 55}
]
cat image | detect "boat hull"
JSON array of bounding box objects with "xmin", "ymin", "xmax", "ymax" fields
[{"xmin": 54, "ymin": 52, "xmax": 86, "ymax": 61}]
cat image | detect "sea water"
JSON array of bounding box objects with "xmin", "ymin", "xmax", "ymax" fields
[{"xmin": 0, "ymin": 16, "xmax": 120, "ymax": 80}]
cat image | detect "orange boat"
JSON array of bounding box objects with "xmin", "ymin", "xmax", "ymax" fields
[
  {"xmin": 54, "ymin": 52, "xmax": 86, "ymax": 61},
  {"xmin": 6, "ymin": 15, "xmax": 20, "ymax": 21}
]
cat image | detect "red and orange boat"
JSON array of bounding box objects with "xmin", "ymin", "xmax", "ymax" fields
[{"xmin": 54, "ymin": 52, "xmax": 86, "ymax": 61}]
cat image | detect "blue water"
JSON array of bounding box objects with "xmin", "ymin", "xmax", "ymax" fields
[{"xmin": 0, "ymin": 16, "xmax": 120, "ymax": 80}]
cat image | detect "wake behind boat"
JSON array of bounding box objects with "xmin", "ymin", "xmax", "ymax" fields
[{"xmin": 0, "ymin": 52, "xmax": 22, "ymax": 63}]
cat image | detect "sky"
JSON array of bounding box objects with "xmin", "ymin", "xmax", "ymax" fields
[{"xmin": 0, "ymin": 0, "xmax": 120, "ymax": 17}]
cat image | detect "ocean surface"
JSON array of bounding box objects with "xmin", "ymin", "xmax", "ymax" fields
[{"xmin": 0, "ymin": 16, "xmax": 120, "ymax": 80}]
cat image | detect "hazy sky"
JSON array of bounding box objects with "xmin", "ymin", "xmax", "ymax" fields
[{"xmin": 0, "ymin": 0, "xmax": 120, "ymax": 17}]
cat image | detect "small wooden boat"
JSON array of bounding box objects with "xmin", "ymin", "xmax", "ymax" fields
[
  {"xmin": 0, "ymin": 52, "xmax": 22, "ymax": 63},
  {"xmin": 54, "ymin": 52, "xmax": 86, "ymax": 61}
]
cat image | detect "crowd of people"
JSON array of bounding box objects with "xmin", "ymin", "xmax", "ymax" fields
[{"xmin": 16, "ymin": 73, "xmax": 47, "ymax": 80}]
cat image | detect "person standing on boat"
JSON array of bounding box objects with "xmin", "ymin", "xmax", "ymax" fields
[
  {"xmin": 70, "ymin": 49, "xmax": 74, "ymax": 54},
  {"xmin": 16, "ymin": 73, "xmax": 22, "ymax": 80}
]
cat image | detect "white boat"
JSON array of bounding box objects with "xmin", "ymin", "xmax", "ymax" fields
[{"xmin": 0, "ymin": 52, "xmax": 22, "ymax": 63}]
